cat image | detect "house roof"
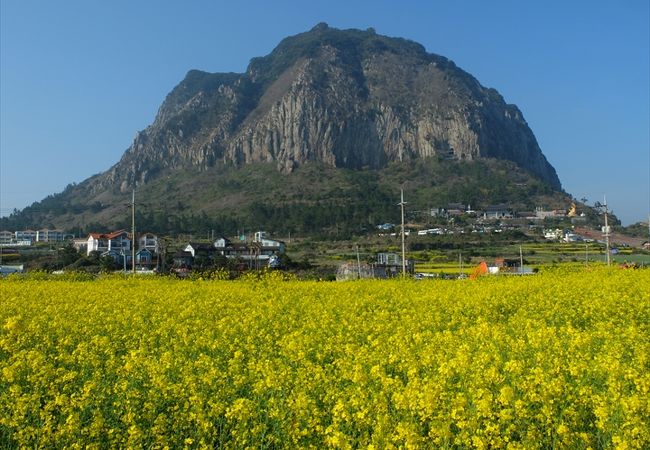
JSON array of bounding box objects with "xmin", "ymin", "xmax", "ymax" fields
[
  {"xmin": 257, "ymin": 238, "xmax": 285, "ymax": 245},
  {"xmin": 215, "ymin": 242, "xmax": 248, "ymax": 249},
  {"xmin": 187, "ymin": 242, "xmax": 216, "ymax": 251},
  {"xmin": 88, "ymin": 229, "xmax": 130, "ymax": 240},
  {"xmin": 106, "ymin": 230, "xmax": 129, "ymax": 239},
  {"xmin": 485, "ymin": 204, "xmax": 511, "ymax": 212}
]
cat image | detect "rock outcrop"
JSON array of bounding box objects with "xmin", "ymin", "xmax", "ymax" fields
[{"xmin": 92, "ymin": 23, "xmax": 561, "ymax": 193}]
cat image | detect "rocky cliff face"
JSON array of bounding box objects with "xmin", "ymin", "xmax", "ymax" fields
[{"xmin": 93, "ymin": 23, "xmax": 561, "ymax": 193}]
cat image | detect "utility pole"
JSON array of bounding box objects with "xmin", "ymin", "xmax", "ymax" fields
[
  {"xmin": 603, "ymin": 195, "xmax": 611, "ymax": 267},
  {"xmin": 356, "ymin": 244, "xmax": 362, "ymax": 279},
  {"xmin": 399, "ymin": 189, "xmax": 407, "ymax": 277},
  {"xmin": 158, "ymin": 238, "xmax": 165, "ymax": 274},
  {"xmin": 131, "ymin": 189, "xmax": 136, "ymax": 274}
]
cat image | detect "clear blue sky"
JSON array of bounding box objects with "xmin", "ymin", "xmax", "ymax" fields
[{"xmin": 1, "ymin": 0, "xmax": 648, "ymax": 225}]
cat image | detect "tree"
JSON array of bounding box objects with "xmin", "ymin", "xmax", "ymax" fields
[
  {"xmin": 56, "ymin": 243, "xmax": 82, "ymax": 269},
  {"xmin": 99, "ymin": 255, "xmax": 118, "ymax": 272}
]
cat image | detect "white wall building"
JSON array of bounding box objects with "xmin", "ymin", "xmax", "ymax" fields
[
  {"xmin": 36, "ymin": 229, "xmax": 67, "ymax": 242},
  {"xmin": 15, "ymin": 230, "xmax": 37, "ymax": 243},
  {"xmin": 254, "ymin": 231, "xmax": 285, "ymax": 252},
  {"xmin": 0, "ymin": 231, "xmax": 13, "ymax": 245},
  {"xmin": 86, "ymin": 230, "xmax": 130, "ymax": 256}
]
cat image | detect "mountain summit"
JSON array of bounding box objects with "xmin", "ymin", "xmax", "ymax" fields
[
  {"xmin": 96, "ymin": 23, "xmax": 560, "ymax": 193},
  {"xmin": 6, "ymin": 24, "xmax": 567, "ymax": 234}
]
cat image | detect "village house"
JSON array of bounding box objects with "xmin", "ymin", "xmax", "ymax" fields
[
  {"xmin": 0, "ymin": 231, "xmax": 14, "ymax": 245},
  {"xmin": 446, "ymin": 203, "xmax": 466, "ymax": 216},
  {"xmin": 83, "ymin": 230, "xmax": 160, "ymax": 268},
  {"xmin": 174, "ymin": 231, "xmax": 286, "ymax": 271},
  {"xmin": 428, "ymin": 207, "xmax": 446, "ymax": 218},
  {"xmin": 172, "ymin": 251, "xmax": 194, "ymax": 272},
  {"xmin": 213, "ymin": 231, "xmax": 285, "ymax": 262},
  {"xmin": 253, "ymin": 231, "xmax": 285, "ymax": 252},
  {"xmin": 417, "ymin": 228, "xmax": 445, "ymax": 236},
  {"xmin": 138, "ymin": 232, "xmax": 159, "ymax": 254},
  {"xmin": 376, "ymin": 223, "xmax": 395, "ymax": 231},
  {"xmin": 0, "ymin": 229, "xmax": 72, "ymax": 246},
  {"xmin": 489, "ymin": 258, "xmax": 533, "ymax": 274},
  {"xmin": 14, "ymin": 230, "xmax": 37, "ymax": 244},
  {"xmin": 535, "ymin": 207, "xmax": 567, "ymax": 220},
  {"xmin": 213, "ymin": 237, "xmax": 249, "ymax": 259},
  {"xmin": 517, "ymin": 211, "xmax": 538, "ymax": 220},
  {"xmin": 483, "ymin": 204, "xmax": 512, "ymax": 220},
  {"xmin": 86, "ymin": 231, "xmax": 160, "ymax": 255},
  {"xmin": 544, "ymin": 228, "xmax": 564, "ymax": 240},
  {"xmin": 36, "ymin": 229, "xmax": 67, "ymax": 242},
  {"xmin": 86, "ymin": 233, "xmax": 108, "ymax": 255},
  {"xmin": 86, "ymin": 230, "xmax": 131, "ymax": 256},
  {"xmin": 564, "ymin": 232, "xmax": 583, "ymax": 243},
  {"xmin": 184, "ymin": 242, "xmax": 216, "ymax": 258},
  {"xmin": 135, "ymin": 248, "xmax": 155, "ymax": 269},
  {"xmin": 337, "ymin": 252, "xmax": 414, "ymax": 280},
  {"xmin": 72, "ymin": 238, "xmax": 88, "ymax": 253},
  {"xmin": 101, "ymin": 249, "xmax": 125, "ymax": 266}
]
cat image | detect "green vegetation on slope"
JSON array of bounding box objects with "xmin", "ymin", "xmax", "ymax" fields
[{"xmin": 2, "ymin": 158, "xmax": 567, "ymax": 238}]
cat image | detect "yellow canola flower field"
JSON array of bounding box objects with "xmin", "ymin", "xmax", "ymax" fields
[{"xmin": 1, "ymin": 267, "xmax": 649, "ymax": 449}]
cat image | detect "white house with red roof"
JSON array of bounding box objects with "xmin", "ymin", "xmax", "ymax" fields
[{"xmin": 86, "ymin": 230, "xmax": 131, "ymax": 256}]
